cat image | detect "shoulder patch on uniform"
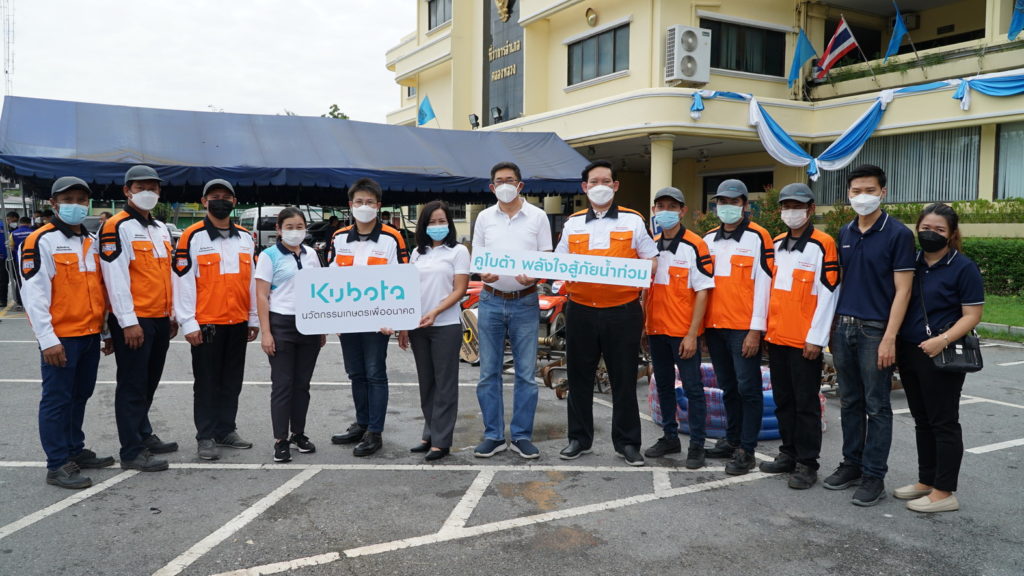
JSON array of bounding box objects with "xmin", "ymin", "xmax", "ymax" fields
[{"xmin": 99, "ymin": 213, "xmax": 131, "ymax": 262}]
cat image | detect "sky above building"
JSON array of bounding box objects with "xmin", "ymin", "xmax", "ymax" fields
[{"xmin": 2, "ymin": 0, "xmax": 415, "ymax": 122}]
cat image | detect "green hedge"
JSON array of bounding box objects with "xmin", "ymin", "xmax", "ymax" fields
[{"xmin": 962, "ymin": 237, "xmax": 1024, "ymax": 296}]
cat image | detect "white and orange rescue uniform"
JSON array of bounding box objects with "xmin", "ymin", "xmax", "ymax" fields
[
  {"xmin": 328, "ymin": 221, "xmax": 409, "ymax": 267},
  {"xmin": 172, "ymin": 219, "xmax": 258, "ymax": 335},
  {"xmin": 765, "ymin": 226, "xmax": 841, "ymax": 348},
  {"xmin": 99, "ymin": 205, "xmax": 175, "ymax": 325},
  {"xmin": 703, "ymin": 218, "xmax": 774, "ymax": 332},
  {"xmin": 645, "ymin": 225, "xmax": 715, "ymax": 338},
  {"xmin": 20, "ymin": 220, "xmax": 107, "ymax": 349}
]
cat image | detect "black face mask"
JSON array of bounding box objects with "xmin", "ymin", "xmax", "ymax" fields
[
  {"xmin": 207, "ymin": 199, "xmax": 234, "ymax": 220},
  {"xmin": 918, "ymin": 230, "xmax": 949, "ymax": 253}
]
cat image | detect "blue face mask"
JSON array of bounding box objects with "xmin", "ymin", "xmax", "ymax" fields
[
  {"xmin": 58, "ymin": 203, "xmax": 89, "ymax": 226},
  {"xmin": 716, "ymin": 204, "xmax": 744, "ymax": 225},
  {"xmin": 426, "ymin": 225, "xmax": 449, "ymax": 241},
  {"xmin": 653, "ymin": 210, "xmax": 680, "ymax": 230}
]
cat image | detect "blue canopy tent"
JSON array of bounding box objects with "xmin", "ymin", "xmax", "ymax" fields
[{"xmin": 0, "ymin": 96, "xmax": 588, "ymax": 203}]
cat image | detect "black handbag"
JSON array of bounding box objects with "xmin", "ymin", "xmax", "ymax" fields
[{"xmin": 917, "ymin": 275, "xmax": 983, "ymax": 373}]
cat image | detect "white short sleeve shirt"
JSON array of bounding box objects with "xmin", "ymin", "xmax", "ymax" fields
[
  {"xmin": 411, "ymin": 243, "xmax": 470, "ymax": 326},
  {"xmin": 472, "ymin": 199, "xmax": 552, "ymax": 292},
  {"xmin": 254, "ymin": 244, "xmax": 322, "ymax": 315}
]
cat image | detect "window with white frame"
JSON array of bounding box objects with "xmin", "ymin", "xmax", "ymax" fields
[
  {"xmin": 998, "ymin": 121, "xmax": 1024, "ymax": 199},
  {"xmin": 567, "ymin": 24, "xmax": 629, "ymax": 86},
  {"xmin": 428, "ymin": 0, "xmax": 451, "ymax": 30}
]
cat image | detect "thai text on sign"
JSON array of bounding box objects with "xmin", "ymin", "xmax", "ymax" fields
[
  {"xmin": 295, "ymin": 264, "xmax": 421, "ymax": 334},
  {"xmin": 471, "ymin": 249, "xmax": 652, "ymax": 288}
]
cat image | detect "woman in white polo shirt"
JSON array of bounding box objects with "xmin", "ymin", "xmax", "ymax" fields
[
  {"xmin": 255, "ymin": 207, "xmax": 326, "ymax": 463},
  {"xmin": 398, "ymin": 200, "xmax": 470, "ymax": 461}
]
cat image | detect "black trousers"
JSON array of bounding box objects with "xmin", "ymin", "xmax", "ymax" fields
[
  {"xmin": 109, "ymin": 315, "xmax": 171, "ymax": 461},
  {"xmin": 409, "ymin": 323, "xmax": 462, "ymax": 449},
  {"xmin": 565, "ymin": 299, "xmax": 643, "ymax": 451},
  {"xmin": 268, "ymin": 313, "xmax": 321, "ymax": 440},
  {"xmin": 192, "ymin": 322, "xmax": 249, "ymax": 441},
  {"xmin": 896, "ymin": 340, "xmax": 965, "ymax": 492},
  {"xmin": 767, "ymin": 343, "xmax": 823, "ymax": 469}
]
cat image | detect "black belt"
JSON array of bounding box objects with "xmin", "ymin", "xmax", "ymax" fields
[{"xmin": 483, "ymin": 284, "xmax": 537, "ymax": 300}]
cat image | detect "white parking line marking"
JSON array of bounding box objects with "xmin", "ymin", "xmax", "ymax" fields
[
  {"xmin": 0, "ymin": 461, "xmax": 715, "ymax": 473},
  {"xmin": 343, "ymin": 472, "xmax": 769, "ymax": 558},
  {"xmin": 966, "ymin": 438, "xmax": 1024, "ymax": 454},
  {"xmin": 593, "ymin": 396, "xmax": 656, "ymax": 423},
  {"xmin": 996, "ymin": 360, "xmax": 1024, "ymax": 366},
  {"xmin": 961, "ymin": 394, "xmax": 1024, "ymax": 411},
  {"xmin": 0, "ymin": 470, "xmax": 138, "ymax": 541},
  {"xmin": 652, "ymin": 469, "xmax": 672, "ymax": 494},
  {"xmin": 439, "ymin": 469, "xmax": 495, "ymax": 534},
  {"xmin": 213, "ymin": 552, "xmax": 342, "ymax": 576},
  {"xmin": 152, "ymin": 468, "xmax": 319, "ymax": 576},
  {"xmin": 893, "ymin": 397, "xmax": 986, "ymax": 415}
]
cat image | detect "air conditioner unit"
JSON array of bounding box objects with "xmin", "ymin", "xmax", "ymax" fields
[{"xmin": 665, "ymin": 25, "xmax": 712, "ymax": 86}]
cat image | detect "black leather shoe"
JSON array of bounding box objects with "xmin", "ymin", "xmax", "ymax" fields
[
  {"xmin": 725, "ymin": 448, "xmax": 756, "ymax": 476},
  {"xmin": 410, "ymin": 441, "xmax": 431, "ymax": 453},
  {"xmin": 46, "ymin": 462, "xmax": 92, "ymax": 489},
  {"xmin": 558, "ymin": 439, "xmax": 592, "ymax": 460},
  {"xmin": 332, "ymin": 423, "xmax": 367, "ymax": 445},
  {"xmin": 71, "ymin": 448, "xmax": 115, "ymax": 469},
  {"xmin": 424, "ymin": 447, "xmax": 449, "ymax": 462},
  {"xmin": 120, "ymin": 449, "xmax": 169, "ymax": 472},
  {"xmin": 685, "ymin": 444, "xmax": 706, "ymax": 470},
  {"xmin": 759, "ymin": 453, "xmax": 796, "ymax": 474},
  {"xmin": 143, "ymin": 434, "xmax": 179, "ymax": 454},
  {"xmin": 643, "ymin": 435, "xmax": 681, "ymax": 458},
  {"xmin": 617, "ymin": 445, "xmax": 645, "ymax": 467},
  {"xmin": 706, "ymin": 438, "xmax": 736, "ymax": 459},
  {"xmin": 789, "ymin": 463, "xmax": 818, "ymax": 490},
  {"xmin": 353, "ymin": 432, "xmax": 382, "ymax": 457}
]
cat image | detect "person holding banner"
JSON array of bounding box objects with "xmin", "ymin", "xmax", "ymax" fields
[
  {"xmin": 702, "ymin": 179, "xmax": 774, "ymax": 476},
  {"xmin": 471, "ymin": 162, "xmax": 552, "ymax": 459},
  {"xmin": 255, "ymin": 207, "xmax": 326, "ymax": 464},
  {"xmin": 328, "ymin": 177, "xmax": 409, "ymax": 457},
  {"xmin": 173, "ymin": 179, "xmax": 260, "ymax": 461},
  {"xmin": 643, "ymin": 187, "xmax": 714, "ymax": 468},
  {"xmin": 555, "ymin": 160, "xmax": 658, "ymax": 467},
  {"xmin": 398, "ymin": 200, "xmax": 469, "ymax": 462}
]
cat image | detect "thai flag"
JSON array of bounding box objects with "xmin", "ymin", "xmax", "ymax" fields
[{"xmin": 816, "ymin": 17, "xmax": 859, "ymax": 79}]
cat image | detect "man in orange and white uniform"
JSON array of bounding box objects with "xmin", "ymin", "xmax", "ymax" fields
[
  {"xmin": 554, "ymin": 160, "xmax": 658, "ymax": 467},
  {"xmin": 100, "ymin": 165, "xmax": 177, "ymax": 473},
  {"xmin": 761, "ymin": 183, "xmax": 840, "ymax": 489},
  {"xmin": 173, "ymin": 179, "xmax": 259, "ymax": 461},
  {"xmin": 643, "ymin": 187, "xmax": 715, "ymax": 469},
  {"xmin": 702, "ymin": 179, "xmax": 774, "ymax": 476},
  {"xmin": 20, "ymin": 177, "xmax": 113, "ymax": 489},
  {"xmin": 327, "ymin": 177, "xmax": 408, "ymax": 457}
]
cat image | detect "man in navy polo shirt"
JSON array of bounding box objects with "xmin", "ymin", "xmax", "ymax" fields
[{"xmin": 824, "ymin": 164, "xmax": 915, "ymax": 507}]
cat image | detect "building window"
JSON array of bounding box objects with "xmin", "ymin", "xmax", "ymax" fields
[
  {"xmin": 998, "ymin": 121, "xmax": 1024, "ymax": 199},
  {"xmin": 809, "ymin": 126, "xmax": 980, "ymax": 204},
  {"xmin": 406, "ymin": 86, "xmax": 417, "ymax": 99},
  {"xmin": 699, "ymin": 18, "xmax": 785, "ymax": 76},
  {"xmin": 567, "ymin": 24, "xmax": 629, "ymax": 86},
  {"xmin": 428, "ymin": 0, "xmax": 451, "ymax": 30}
]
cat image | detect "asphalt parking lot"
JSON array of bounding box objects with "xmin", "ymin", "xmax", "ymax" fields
[{"xmin": 1, "ymin": 308, "xmax": 1023, "ymax": 576}]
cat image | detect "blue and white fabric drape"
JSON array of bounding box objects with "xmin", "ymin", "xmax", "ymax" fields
[{"xmin": 689, "ymin": 67, "xmax": 1024, "ymax": 180}]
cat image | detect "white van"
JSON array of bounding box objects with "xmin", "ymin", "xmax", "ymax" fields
[{"xmin": 237, "ymin": 205, "xmax": 324, "ymax": 249}]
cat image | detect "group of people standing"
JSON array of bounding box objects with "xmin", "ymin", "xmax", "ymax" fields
[{"xmin": 19, "ymin": 161, "xmax": 983, "ymax": 516}]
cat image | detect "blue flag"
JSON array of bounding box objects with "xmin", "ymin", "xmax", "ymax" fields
[
  {"xmin": 1011, "ymin": 0, "xmax": 1024, "ymax": 41},
  {"xmin": 885, "ymin": 2, "xmax": 909, "ymax": 63},
  {"xmin": 788, "ymin": 29, "xmax": 817, "ymax": 89},
  {"xmin": 417, "ymin": 95, "xmax": 436, "ymax": 126}
]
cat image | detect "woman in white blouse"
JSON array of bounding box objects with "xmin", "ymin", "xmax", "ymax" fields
[
  {"xmin": 398, "ymin": 200, "xmax": 470, "ymax": 461},
  {"xmin": 255, "ymin": 207, "xmax": 326, "ymax": 463}
]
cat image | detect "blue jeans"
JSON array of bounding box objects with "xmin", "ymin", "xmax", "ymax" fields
[
  {"xmin": 476, "ymin": 289, "xmax": 539, "ymax": 441},
  {"xmin": 340, "ymin": 332, "xmax": 390, "ymax": 433},
  {"xmin": 705, "ymin": 328, "xmax": 763, "ymax": 452},
  {"xmin": 39, "ymin": 335, "xmax": 100, "ymax": 470},
  {"xmin": 832, "ymin": 318, "xmax": 893, "ymax": 479},
  {"xmin": 648, "ymin": 334, "xmax": 705, "ymax": 444}
]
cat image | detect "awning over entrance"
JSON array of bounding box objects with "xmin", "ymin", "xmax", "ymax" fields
[{"xmin": 0, "ymin": 96, "xmax": 588, "ymax": 203}]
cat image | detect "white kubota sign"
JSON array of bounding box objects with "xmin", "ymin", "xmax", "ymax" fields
[{"xmin": 295, "ymin": 264, "xmax": 422, "ymax": 334}]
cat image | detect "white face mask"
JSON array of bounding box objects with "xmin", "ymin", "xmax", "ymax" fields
[
  {"xmin": 781, "ymin": 208, "xmax": 809, "ymax": 229},
  {"xmin": 849, "ymin": 193, "xmax": 882, "ymax": 216},
  {"xmin": 716, "ymin": 204, "xmax": 743, "ymax": 225},
  {"xmin": 494, "ymin": 183, "xmax": 519, "ymax": 204},
  {"xmin": 586, "ymin": 184, "xmax": 614, "ymax": 206},
  {"xmin": 131, "ymin": 190, "xmax": 160, "ymax": 211},
  {"xmin": 351, "ymin": 205, "xmax": 378, "ymax": 224},
  {"xmin": 280, "ymin": 229, "xmax": 306, "ymax": 247}
]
